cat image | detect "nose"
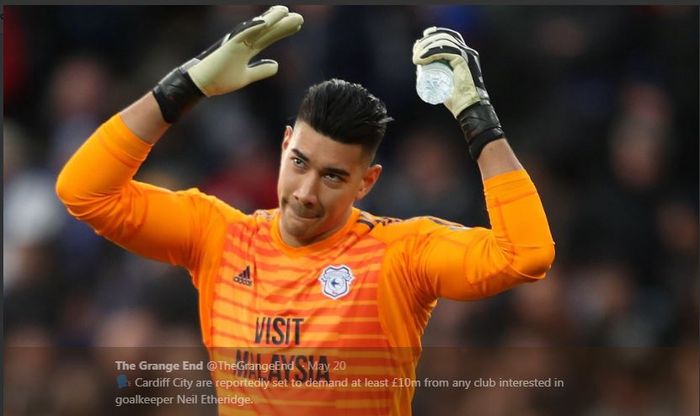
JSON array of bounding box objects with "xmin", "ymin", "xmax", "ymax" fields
[{"xmin": 293, "ymin": 174, "xmax": 320, "ymax": 207}]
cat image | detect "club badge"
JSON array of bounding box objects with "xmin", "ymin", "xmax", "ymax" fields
[{"xmin": 319, "ymin": 265, "xmax": 355, "ymax": 300}]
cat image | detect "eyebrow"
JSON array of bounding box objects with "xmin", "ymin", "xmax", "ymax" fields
[{"xmin": 291, "ymin": 148, "xmax": 351, "ymax": 178}]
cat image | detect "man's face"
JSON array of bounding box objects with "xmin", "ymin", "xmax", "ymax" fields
[{"xmin": 277, "ymin": 121, "xmax": 382, "ymax": 247}]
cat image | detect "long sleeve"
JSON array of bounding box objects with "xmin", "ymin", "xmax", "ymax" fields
[
  {"xmin": 55, "ymin": 113, "xmax": 242, "ymax": 280},
  {"xmin": 415, "ymin": 170, "xmax": 554, "ymax": 300},
  {"xmin": 394, "ymin": 169, "xmax": 555, "ymax": 302}
]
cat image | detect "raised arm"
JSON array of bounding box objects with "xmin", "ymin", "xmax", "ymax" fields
[
  {"xmin": 55, "ymin": 6, "xmax": 304, "ymax": 273},
  {"xmin": 123, "ymin": 5, "xmax": 304, "ymax": 145},
  {"xmin": 408, "ymin": 27, "xmax": 555, "ymax": 300}
]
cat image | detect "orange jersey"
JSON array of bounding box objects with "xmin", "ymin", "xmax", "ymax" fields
[{"xmin": 56, "ymin": 114, "xmax": 555, "ymax": 415}]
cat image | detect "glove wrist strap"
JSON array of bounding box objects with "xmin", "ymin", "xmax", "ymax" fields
[
  {"xmin": 457, "ymin": 103, "xmax": 505, "ymax": 160},
  {"xmin": 152, "ymin": 67, "xmax": 204, "ymax": 124}
]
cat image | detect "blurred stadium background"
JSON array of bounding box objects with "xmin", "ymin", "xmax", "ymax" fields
[{"xmin": 3, "ymin": 5, "xmax": 698, "ymax": 415}]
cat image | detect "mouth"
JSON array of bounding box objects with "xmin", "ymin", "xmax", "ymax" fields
[
  {"xmin": 284, "ymin": 202, "xmax": 320, "ymax": 220},
  {"xmin": 291, "ymin": 209, "xmax": 319, "ymax": 220}
]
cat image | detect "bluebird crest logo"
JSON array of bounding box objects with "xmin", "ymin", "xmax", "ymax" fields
[{"xmin": 319, "ymin": 265, "xmax": 354, "ymax": 300}]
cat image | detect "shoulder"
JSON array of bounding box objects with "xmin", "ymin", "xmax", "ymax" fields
[
  {"xmin": 175, "ymin": 187, "xmax": 255, "ymax": 225},
  {"xmin": 359, "ymin": 211, "xmax": 470, "ymax": 243}
]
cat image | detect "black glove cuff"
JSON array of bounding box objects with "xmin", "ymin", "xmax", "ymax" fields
[
  {"xmin": 457, "ymin": 103, "xmax": 505, "ymax": 160},
  {"xmin": 467, "ymin": 127, "xmax": 505, "ymax": 160},
  {"xmin": 152, "ymin": 67, "xmax": 204, "ymax": 124}
]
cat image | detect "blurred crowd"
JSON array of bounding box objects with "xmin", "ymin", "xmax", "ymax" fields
[{"xmin": 4, "ymin": 5, "xmax": 698, "ymax": 415}]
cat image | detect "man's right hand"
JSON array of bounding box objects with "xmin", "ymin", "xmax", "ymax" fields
[{"xmin": 152, "ymin": 5, "xmax": 303, "ymax": 123}]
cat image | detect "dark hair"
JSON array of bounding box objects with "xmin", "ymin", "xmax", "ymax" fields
[{"xmin": 296, "ymin": 79, "xmax": 393, "ymax": 161}]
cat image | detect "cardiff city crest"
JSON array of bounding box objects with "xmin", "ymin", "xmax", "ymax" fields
[{"xmin": 319, "ymin": 265, "xmax": 355, "ymax": 300}]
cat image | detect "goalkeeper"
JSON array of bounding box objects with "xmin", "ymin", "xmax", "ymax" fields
[{"xmin": 56, "ymin": 6, "xmax": 554, "ymax": 416}]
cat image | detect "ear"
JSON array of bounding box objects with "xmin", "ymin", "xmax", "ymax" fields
[
  {"xmin": 355, "ymin": 164, "xmax": 383, "ymax": 201},
  {"xmin": 282, "ymin": 125, "xmax": 293, "ymax": 151}
]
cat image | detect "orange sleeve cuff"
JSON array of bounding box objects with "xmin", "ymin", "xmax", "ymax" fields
[
  {"xmin": 482, "ymin": 169, "xmax": 538, "ymax": 206},
  {"xmin": 483, "ymin": 169, "xmax": 530, "ymax": 191},
  {"xmin": 97, "ymin": 113, "xmax": 154, "ymax": 169}
]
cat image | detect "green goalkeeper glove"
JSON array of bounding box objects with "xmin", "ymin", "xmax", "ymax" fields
[
  {"xmin": 413, "ymin": 27, "xmax": 504, "ymax": 160},
  {"xmin": 152, "ymin": 5, "xmax": 303, "ymax": 123}
]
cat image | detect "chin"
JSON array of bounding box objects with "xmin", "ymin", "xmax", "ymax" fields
[{"xmin": 283, "ymin": 213, "xmax": 314, "ymax": 236}]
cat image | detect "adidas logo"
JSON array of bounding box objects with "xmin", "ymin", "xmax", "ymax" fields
[{"xmin": 233, "ymin": 266, "xmax": 253, "ymax": 287}]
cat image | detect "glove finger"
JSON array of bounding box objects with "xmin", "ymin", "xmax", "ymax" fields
[
  {"xmin": 414, "ymin": 36, "xmax": 465, "ymax": 55},
  {"xmin": 413, "ymin": 33, "xmax": 467, "ymax": 56},
  {"xmin": 413, "ymin": 39, "xmax": 466, "ymax": 64},
  {"xmin": 194, "ymin": 17, "xmax": 264, "ymax": 61},
  {"xmin": 246, "ymin": 59, "xmax": 279, "ymax": 83},
  {"xmin": 413, "ymin": 51, "xmax": 462, "ymax": 66},
  {"xmin": 232, "ymin": 5, "xmax": 289, "ymax": 44},
  {"xmin": 413, "ymin": 52, "xmax": 463, "ymax": 68},
  {"xmin": 419, "ymin": 27, "xmax": 466, "ymax": 45},
  {"xmin": 252, "ymin": 12, "xmax": 304, "ymax": 51},
  {"xmin": 427, "ymin": 27, "xmax": 466, "ymax": 44},
  {"xmin": 257, "ymin": 5, "xmax": 290, "ymax": 29},
  {"xmin": 422, "ymin": 26, "xmax": 439, "ymax": 37},
  {"xmin": 415, "ymin": 32, "xmax": 460, "ymax": 49}
]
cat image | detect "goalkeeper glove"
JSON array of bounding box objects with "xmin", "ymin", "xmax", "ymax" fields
[
  {"xmin": 152, "ymin": 5, "xmax": 303, "ymax": 123},
  {"xmin": 413, "ymin": 27, "xmax": 504, "ymax": 160}
]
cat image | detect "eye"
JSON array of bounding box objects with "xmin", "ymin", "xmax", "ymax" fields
[
  {"xmin": 323, "ymin": 173, "xmax": 344, "ymax": 183},
  {"xmin": 291, "ymin": 157, "xmax": 305, "ymax": 168}
]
